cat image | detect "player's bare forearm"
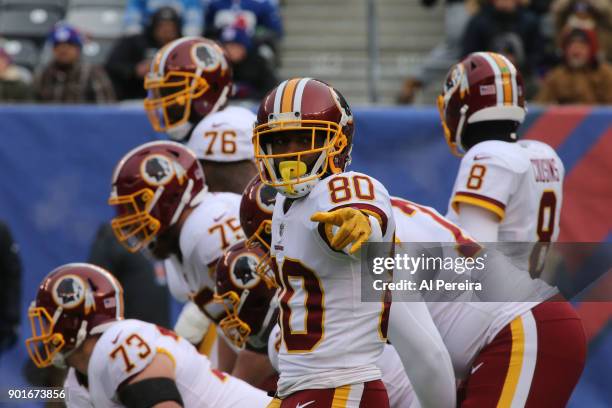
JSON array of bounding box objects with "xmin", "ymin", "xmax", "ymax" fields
[{"xmin": 231, "ymin": 349, "xmax": 276, "ymax": 387}]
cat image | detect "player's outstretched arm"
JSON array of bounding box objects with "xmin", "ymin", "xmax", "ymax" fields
[{"xmin": 388, "ymin": 301, "xmax": 456, "ymax": 408}]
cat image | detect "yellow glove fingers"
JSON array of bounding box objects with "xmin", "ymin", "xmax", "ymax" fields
[
  {"xmin": 310, "ymin": 211, "xmax": 342, "ymax": 226},
  {"xmin": 330, "ymin": 218, "xmax": 357, "ymax": 249},
  {"xmin": 349, "ymin": 231, "xmax": 369, "ymax": 254},
  {"xmin": 312, "ymin": 207, "xmax": 372, "ymax": 253}
]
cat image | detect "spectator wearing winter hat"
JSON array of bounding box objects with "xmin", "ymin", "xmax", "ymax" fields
[
  {"xmin": 106, "ymin": 6, "xmax": 182, "ymax": 100},
  {"xmin": 205, "ymin": 0, "xmax": 284, "ymax": 67},
  {"xmin": 0, "ymin": 46, "xmax": 33, "ymax": 102},
  {"xmin": 536, "ymin": 27, "xmax": 612, "ymax": 104},
  {"xmin": 33, "ymin": 24, "xmax": 115, "ymax": 103},
  {"xmin": 219, "ymin": 24, "xmax": 278, "ymax": 101}
]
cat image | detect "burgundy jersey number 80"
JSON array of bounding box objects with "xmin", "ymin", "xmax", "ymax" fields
[
  {"xmin": 279, "ymin": 258, "xmax": 390, "ymax": 352},
  {"xmin": 279, "ymin": 258, "xmax": 325, "ymax": 352}
]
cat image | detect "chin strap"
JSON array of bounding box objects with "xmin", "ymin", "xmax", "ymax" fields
[
  {"xmin": 53, "ymin": 320, "xmax": 88, "ymax": 369},
  {"xmin": 455, "ymin": 105, "xmax": 469, "ymax": 154},
  {"xmin": 170, "ymin": 179, "xmax": 194, "ymax": 226}
]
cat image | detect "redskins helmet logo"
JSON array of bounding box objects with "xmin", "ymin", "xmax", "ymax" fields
[
  {"xmin": 256, "ymin": 183, "xmax": 276, "ymax": 214},
  {"xmin": 230, "ymin": 253, "xmax": 261, "ymax": 289},
  {"xmin": 444, "ymin": 63, "xmax": 470, "ymax": 101},
  {"xmin": 141, "ymin": 155, "xmax": 175, "ymax": 186},
  {"xmin": 192, "ymin": 42, "xmax": 226, "ymax": 72},
  {"xmin": 52, "ymin": 275, "xmax": 86, "ymax": 309}
]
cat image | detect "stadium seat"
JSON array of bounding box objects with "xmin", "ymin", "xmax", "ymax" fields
[
  {"xmin": 66, "ymin": 5, "xmax": 123, "ymax": 38},
  {"xmin": 68, "ymin": 0, "xmax": 126, "ymax": 7},
  {"xmin": 0, "ymin": 0, "xmax": 67, "ymax": 8},
  {"xmin": 1, "ymin": 38, "xmax": 40, "ymax": 69},
  {"xmin": 81, "ymin": 37, "xmax": 115, "ymax": 65},
  {"xmin": 0, "ymin": 3, "xmax": 65, "ymax": 43}
]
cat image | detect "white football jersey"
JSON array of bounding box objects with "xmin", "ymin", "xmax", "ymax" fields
[
  {"xmin": 447, "ymin": 140, "xmax": 564, "ymax": 243},
  {"xmin": 165, "ymin": 192, "xmax": 245, "ymax": 301},
  {"xmin": 64, "ymin": 368, "xmax": 93, "ymax": 408},
  {"xmin": 271, "ymin": 171, "xmax": 396, "ymax": 397},
  {"xmin": 186, "ymin": 106, "xmax": 256, "ymax": 162},
  {"xmin": 392, "ymin": 197, "xmax": 554, "ymax": 379},
  {"xmin": 267, "ymin": 324, "xmax": 415, "ymax": 408},
  {"xmin": 87, "ymin": 319, "xmax": 272, "ymax": 408}
]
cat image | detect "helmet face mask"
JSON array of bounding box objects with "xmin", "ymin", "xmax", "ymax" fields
[
  {"xmin": 26, "ymin": 306, "xmax": 66, "ymax": 368},
  {"xmin": 214, "ymin": 290, "xmax": 251, "ymax": 349},
  {"xmin": 254, "ymin": 121, "xmax": 348, "ymax": 198},
  {"xmin": 244, "ymin": 221, "xmax": 277, "ymax": 289},
  {"xmin": 144, "ymin": 71, "xmax": 209, "ymax": 132},
  {"xmin": 108, "ymin": 188, "xmax": 161, "ymax": 253}
]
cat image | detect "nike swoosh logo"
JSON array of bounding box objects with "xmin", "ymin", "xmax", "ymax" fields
[
  {"xmin": 213, "ymin": 212, "xmax": 227, "ymax": 222},
  {"xmin": 211, "ymin": 122, "xmax": 227, "ymax": 128},
  {"xmin": 111, "ymin": 331, "xmax": 122, "ymax": 345},
  {"xmin": 473, "ymin": 155, "xmax": 491, "ymax": 161},
  {"xmin": 296, "ymin": 401, "xmax": 316, "ymax": 408},
  {"xmin": 471, "ymin": 362, "xmax": 484, "ymax": 374}
]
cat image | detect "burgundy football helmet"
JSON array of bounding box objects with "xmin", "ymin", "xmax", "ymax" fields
[
  {"xmin": 240, "ymin": 176, "xmax": 277, "ymax": 287},
  {"xmin": 214, "ymin": 241, "xmax": 278, "ymax": 350},
  {"xmin": 26, "ymin": 263, "xmax": 124, "ymax": 368},
  {"xmin": 253, "ymin": 78, "xmax": 354, "ymax": 198},
  {"xmin": 144, "ymin": 37, "xmax": 233, "ymax": 140},
  {"xmin": 438, "ymin": 52, "xmax": 526, "ymax": 156},
  {"xmin": 109, "ymin": 141, "xmax": 206, "ymax": 252}
]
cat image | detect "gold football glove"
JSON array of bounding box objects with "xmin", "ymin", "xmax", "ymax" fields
[{"xmin": 311, "ymin": 207, "xmax": 372, "ymax": 254}]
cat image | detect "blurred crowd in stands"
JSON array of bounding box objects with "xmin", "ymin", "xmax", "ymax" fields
[
  {"xmin": 400, "ymin": 0, "xmax": 612, "ymax": 105},
  {"xmin": 0, "ymin": 0, "xmax": 282, "ymax": 104},
  {"xmin": 0, "ymin": 0, "xmax": 611, "ymax": 106}
]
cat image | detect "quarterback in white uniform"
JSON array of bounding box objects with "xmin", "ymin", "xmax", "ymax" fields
[
  {"xmin": 253, "ymin": 78, "xmax": 455, "ymax": 408},
  {"xmin": 436, "ymin": 52, "xmax": 585, "ymax": 407},
  {"xmin": 27, "ymin": 263, "xmax": 271, "ymax": 408}
]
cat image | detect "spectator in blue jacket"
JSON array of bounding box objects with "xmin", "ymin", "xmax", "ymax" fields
[
  {"xmin": 204, "ymin": 0, "xmax": 283, "ymax": 62},
  {"xmin": 123, "ymin": 0, "xmax": 204, "ymax": 37}
]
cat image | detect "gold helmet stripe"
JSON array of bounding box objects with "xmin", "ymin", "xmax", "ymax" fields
[
  {"xmin": 477, "ymin": 52, "xmax": 504, "ymax": 106},
  {"xmin": 489, "ymin": 52, "xmax": 514, "ymax": 106},
  {"xmin": 280, "ymin": 78, "xmax": 301, "ymax": 113}
]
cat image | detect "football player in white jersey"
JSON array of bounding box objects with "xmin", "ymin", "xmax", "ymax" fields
[
  {"xmin": 436, "ymin": 52, "xmax": 586, "ymax": 406},
  {"xmin": 108, "ymin": 141, "xmax": 244, "ymax": 353},
  {"xmin": 439, "ymin": 52, "xmax": 564, "ymax": 269},
  {"xmin": 210, "ymin": 227, "xmax": 416, "ymax": 408},
  {"xmin": 252, "ymin": 78, "xmax": 455, "ymax": 408},
  {"xmin": 27, "ymin": 263, "xmax": 271, "ymax": 408}
]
